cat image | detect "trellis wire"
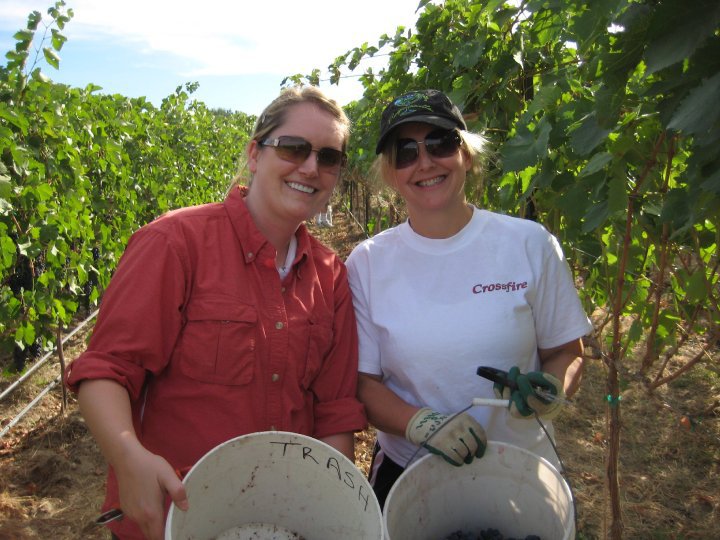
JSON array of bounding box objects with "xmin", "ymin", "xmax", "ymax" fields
[{"xmin": 0, "ymin": 309, "xmax": 98, "ymax": 439}]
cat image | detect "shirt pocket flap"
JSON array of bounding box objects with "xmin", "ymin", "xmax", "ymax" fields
[
  {"xmin": 179, "ymin": 298, "xmax": 258, "ymax": 385},
  {"xmin": 184, "ymin": 299, "xmax": 257, "ymax": 324}
]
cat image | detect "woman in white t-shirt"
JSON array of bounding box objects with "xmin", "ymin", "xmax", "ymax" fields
[{"xmin": 345, "ymin": 89, "xmax": 593, "ymax": 508}]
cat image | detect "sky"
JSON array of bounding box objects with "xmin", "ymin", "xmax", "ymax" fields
[{"xmin": 0, "ymin": 0, "xmax": 425, "ymax": 116}]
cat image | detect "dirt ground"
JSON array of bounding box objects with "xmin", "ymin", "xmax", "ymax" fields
[{"xmin": 1, "ymin": 211, "xmax": 718, "ymax": 539}]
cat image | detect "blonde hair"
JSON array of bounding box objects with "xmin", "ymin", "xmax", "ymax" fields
[{"xmin": 230, "ymin": 86, "xmax": 351, "ymax": 189}]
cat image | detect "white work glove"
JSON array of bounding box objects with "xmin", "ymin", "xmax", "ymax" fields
[{"xmin": 405, "ymin": 407, "xmax": 487, "ymax": 466}]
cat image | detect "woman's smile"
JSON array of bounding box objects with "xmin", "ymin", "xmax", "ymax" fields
[
  {"xmin": 415, "ymin": 175, "xmax": 447, "ymax": 188},
  {"xmin": 285, "ymin": 180, "xmax": 317, "ymax": 194}
]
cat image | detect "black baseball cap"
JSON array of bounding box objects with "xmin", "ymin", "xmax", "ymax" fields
[{"xmin": 375, "ymin": 89, "xmax": 467, "ymax": 154}]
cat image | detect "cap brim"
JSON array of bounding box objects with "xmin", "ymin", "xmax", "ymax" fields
[{"xmin": 375, "ymin": 115, "xmax": 462, "ymax": 154}]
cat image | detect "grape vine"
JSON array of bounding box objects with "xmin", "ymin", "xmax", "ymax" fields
[{"xmin": 0, "ymin": 1, "xmax": 255, "ymax": 370}]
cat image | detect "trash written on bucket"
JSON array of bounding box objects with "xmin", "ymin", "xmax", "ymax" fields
[
  {"xmin": 165, "ymin": 431, "xmax": 383, "ymax": 540},
  {"xmin": 262, "ymin": 437, "xmax": 375, "ymax": 512}
]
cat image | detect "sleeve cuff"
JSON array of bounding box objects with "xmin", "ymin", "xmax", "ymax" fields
[
  {"xmin": 65, "ymin": 353, "xmax": 147, "ymax": 399},
  {"xmin": 312, "ymin": 396, "xmax": 368, "ymax": 439}
]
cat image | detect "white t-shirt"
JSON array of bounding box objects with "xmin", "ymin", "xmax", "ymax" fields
[{"xmin": 346, "ymin": 206, "xmax": 593, "ymax": 470}]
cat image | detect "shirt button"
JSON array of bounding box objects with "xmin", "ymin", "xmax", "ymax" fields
[
  {"xmin": 270, "ymin": 425, "xmax": 276, "ymax": 431},
  {"xmin": 247, "ymin": 252, "xmax": 254, "ymax": 259},
  {"xmin": 281, "ymin": 287, "xmax": 286, "ymax": 293},
  {"xmin": 271, "ymin": 373, "xmax": 280, "ymax": 382},
  {"xmin": 275, "ymin": 321, "xmax": 283, "ymax": 330}
]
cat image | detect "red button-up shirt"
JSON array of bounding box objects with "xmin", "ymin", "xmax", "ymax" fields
[{"xmin": 66, "ymin": 186, "xmax": 366, "ymax": 538}]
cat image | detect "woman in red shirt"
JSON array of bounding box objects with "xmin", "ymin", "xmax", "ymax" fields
[{"xmin": 66, "ymin": 86, "xmax": 367, "ymax": 540}]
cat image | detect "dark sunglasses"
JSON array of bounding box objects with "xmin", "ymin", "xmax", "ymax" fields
[
  {"xmin": 260, "ymin": 136, "xmax": 347, "ymax": 171},
  {"xmin": 393, "ymin": 129, "xmax": 463, "ymax": 169}
]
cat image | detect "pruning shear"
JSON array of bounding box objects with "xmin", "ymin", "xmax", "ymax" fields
[
  {"xmin": 475, "ymin": 366, "xmax": 570, "ymax": 405},
  {"xmin": 96, "ymin": 508, "xmax": 123, "ymax": 525},
  {"xmin": 477, "ymin": 366, "xmax": 518, "ymax": 390}
]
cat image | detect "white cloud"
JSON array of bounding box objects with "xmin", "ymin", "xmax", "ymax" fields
[
  {"xmin": 1, "ymin": 0, "xmax": 421, "ymax": 77},
  {"xmin": 1, "ymin": 0, "xmax": 438, "ymax": 112}
]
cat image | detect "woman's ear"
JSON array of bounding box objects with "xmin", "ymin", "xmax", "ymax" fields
[
  {"xmin": 247, "ymin": 140, "xmax": 260, "ymax": 174},
  {"xmin": 462, "ymin": 147, "xmax": 473, "ymax": 172},
  {"xmin": 384, "ymin": 167, "xmax": 400, "ymax": 191}
]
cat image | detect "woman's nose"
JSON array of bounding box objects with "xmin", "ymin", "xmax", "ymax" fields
[
  {"xmin": 416, "ymin": 142, "xmax": 434, "ymax": 168},
  {"xmin": 297, "ymin": 151, "xmax": 320, "ymax": 176}
]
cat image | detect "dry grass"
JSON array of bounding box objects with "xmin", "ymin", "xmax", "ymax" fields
[{"xmin": 553, "ymin": 355, "xmax": 719, "ymax": 538}]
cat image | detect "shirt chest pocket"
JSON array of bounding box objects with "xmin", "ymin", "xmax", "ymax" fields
[{"xmin": 178, "ymin": 299, "xmax": 258, "ymax": 386}]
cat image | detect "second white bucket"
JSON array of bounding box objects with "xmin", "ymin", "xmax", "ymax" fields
[
  {"xmin": 384, "ymin": 441, "xmax": 575, "ymax": 540},
  {"xmin": 166, "ymin": 431, "xmax": 383, "ymax": 539}
]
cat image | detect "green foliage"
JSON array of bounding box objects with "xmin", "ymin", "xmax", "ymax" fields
[
  {"xmin": 0, "ymin": 5, "xmax": 255, "ymax": 365},
  {"xmin": 301, "ymin": 0, "xmax": 719, "ymax": 382}
]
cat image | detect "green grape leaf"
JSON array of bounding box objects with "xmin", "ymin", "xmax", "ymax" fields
[
  {"xmin": 500, "ymin": 121, "xmax": 551, "ymax": 172},
  {"xmin": 580, "ymin": 152, "xmax": 613, "ymax": 177},
  {"xmin": 700, "ymin": 169, "xmax": 720, "ymax": 194},
  {"xmin": 607, "ymin": 173, "xmax": 628, "ymax": 215},
  {"xmin": 0, "ymin": 235, "xmax": 15, "ymax": 268},
  {"xmin": 0, "ymin": 174, "xmax": 10, "ymax": 197},
  {"xmin": 644, "ymin": 0, "xmax": 720, "ymax": 74},
  {"xmin": 43, "ymin": 47, "xmax": 60, "ymax": 69},
  {"xmin": 685, "ymin": 272, "xmax": 707, "ymax": 303},
  {"xmin": 582, "ymin": 201, "xmax": 609, "ymax": 233},
  {"xmin": 667, "ymin": 72, "xmax": 720, "ymax": 135},
  {"xmin": 570, "ymin": 114, "xmax": 611, "ymax": 156}
]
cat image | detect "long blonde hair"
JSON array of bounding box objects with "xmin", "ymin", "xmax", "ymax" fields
[{"xmin": 230, "ymin": 86, "xmax": 351, "ymax": 189}]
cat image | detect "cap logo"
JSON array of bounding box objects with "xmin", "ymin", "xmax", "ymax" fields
[
  {"xmin": 388, "ymin": 93, "xmax": 435, "ymax": 123},
  {"xmin": 376, "ymin": 89, "xmax": 465, "ymax": 154}
]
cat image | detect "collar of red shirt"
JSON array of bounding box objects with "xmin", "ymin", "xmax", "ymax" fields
[{"xmin": 225, "ymin": 185, "xmax": 311, "ymax": 273}]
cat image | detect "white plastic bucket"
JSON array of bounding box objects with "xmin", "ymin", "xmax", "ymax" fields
[
  {"xmin": 166, "ymin": 431, "xmax": 383, "ymax": 539},
  {"xmin": 383, "ymin": 441, "xmax": 575, "ymax": 540}
]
